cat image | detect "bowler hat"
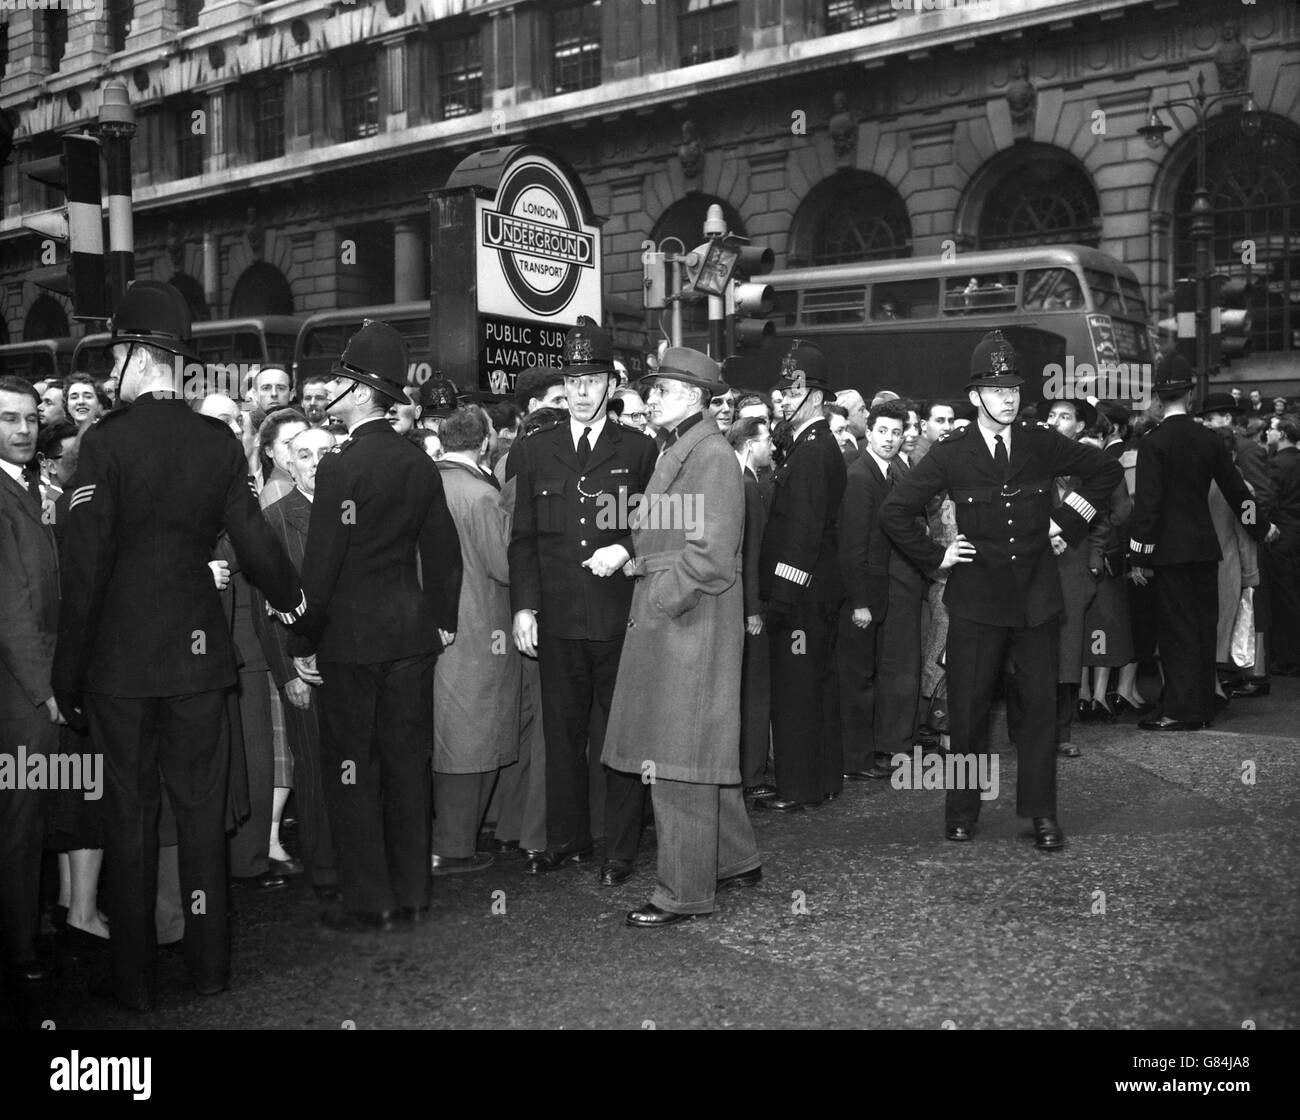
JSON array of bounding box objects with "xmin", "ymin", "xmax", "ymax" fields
[
  {"xmin": 653, "ymin": 347, "xmax": 728, "ymax": 398},
  {"xmin": 332, "ymin": 319, "xmax": 410, "ymax": 405},
  {"xmin": 560, "ymin": 319, "xmax": 617, "ymax": 378},
  {"xmin": 1198, "ymin": 392, "xmax": 1241, "ymax": 418},
  {"xmin": 1096, "ymin": 399, "xmax": 1131, "ymax": 427},
  {"xmin": 968, "ymin": 330, "xmax": 1024, "ymax": 389},
  {"xmin": 1153, "ymin": 351, "xmax": 1195, "ymax": 394},
  {"xmin": 775, "ymin": 340, "xmax": 831, "ymax": 393}
]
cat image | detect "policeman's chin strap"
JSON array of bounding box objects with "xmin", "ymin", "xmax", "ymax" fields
[
  {"xmin": 324, "ymin": 381, "xmax": 358, "ymax": 413},
  {"xmin": 976, "ymin": 387, "xmax": 1010, "ymax": 429}
]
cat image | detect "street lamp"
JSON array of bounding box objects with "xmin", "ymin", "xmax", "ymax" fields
[{"xmin": 1139, "ymin": 71, "xmax": 1261, "ymax": 399}]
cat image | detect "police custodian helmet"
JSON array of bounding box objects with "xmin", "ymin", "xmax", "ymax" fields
[
  {"xmin": 106, "ymin": 279, "xmax": 198, "ymax": 361},
  {"xmin": 560, "ymin": 318, "xmax": 617, "ymax": 377},
  {"xmin": 968, "ymin": 329, "xmax": 1024, "ymax": 390},
  {"xmin": 332, "ymin": 319, "xmax": 411, "ymax": 405}
]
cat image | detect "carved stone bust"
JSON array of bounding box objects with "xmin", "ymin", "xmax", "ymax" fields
[
  {"xmin": 1214, "ymin": 24, "xmax": 1250, "ymax": 93},
  {"xmin": 1006, "ymin": 58, "xmax": 1037, "ymax": 141},
  {"xmin": 679, "ymin": 121, "xmax": 703, "ymax": 179},
  {"xmin": 829, "ymin": 92, "xmax": 856, "ymax": 163}
]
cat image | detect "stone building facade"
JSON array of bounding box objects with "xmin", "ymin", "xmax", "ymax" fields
[{"xmin": 1, "ymin": 0, "xmax": 1297, "ymax": 384}]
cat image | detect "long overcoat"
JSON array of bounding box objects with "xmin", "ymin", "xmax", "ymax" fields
[
  {"xmin": 602, "ymin": 417, "xmax": 744, "ymax": 785},
  {"xmin": 433, "ymin": 460, "xmax": 521, "ymax": 773}
]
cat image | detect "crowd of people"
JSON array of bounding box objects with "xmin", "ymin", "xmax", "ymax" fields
[{"xmin": 2, "ymin": 277, "xmax": 1297, "ymax": 1011}]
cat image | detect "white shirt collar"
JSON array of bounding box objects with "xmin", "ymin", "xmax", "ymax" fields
[
  {"xmin": 865, "ymin": 447, "xmax": 893, "ymax": 481},
  {"xmin": 976, "ymin": 421, "xmax": 1011, "ymax": 459},
  {"xmin": 0, "ymin": 458, "xmax": 26, "ymax": 484},
  {"xmin": 794, "ymin": 415, "xmax": 819, "ymax": 440},
  {"xmin": 570, "ymin": 413, "xmax": 607, "ymax": 451}
]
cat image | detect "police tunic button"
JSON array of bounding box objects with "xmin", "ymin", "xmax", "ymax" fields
[
  {"xmin": 1011, "ymin": 554, "xmax": 1017, "ymax": 560},
  {"xmin": 581, "ymin": 540, "xmax": 588, "ymax": 547},
  {"xmin": 1005, "ymin": 502, "xmax": 1012, "ymax": 508},
  {"xmin": 1007, "ymin": 519, "xmax": 1013, "ymax": 525},
  {"xmin": 627, "ymin": 619, "xmax": 635, "ymax": 628},
  {"xmin": 580, "ymin": 517, "xmax": 586, "ymax": 524}
]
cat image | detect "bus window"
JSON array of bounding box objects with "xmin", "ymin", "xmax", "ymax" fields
[
  {"xmin": 1118, "ymin": 277, "xmax": 1148, "ymax": 319},
  {"xmin": 1023, "ymin": 268, "xmax": 1085, "ymax": 311},
  {"xmin": 1085, "ymin": 269, "xmax": 1125, "ymax": 314},
  {"xmin": 800, "ymin": 286, "xmax": 866, "ymax": 325},
  {"xmin": 942, "ymin": 273, "xmax": 1018, "ymax": 315},
  {"xmin": 773, "ymin": 288, "xmax": 799, "ymax": 328},
  {"xmin": 871, "ymin": 280, "xmax": 938, "ymax": 321}
]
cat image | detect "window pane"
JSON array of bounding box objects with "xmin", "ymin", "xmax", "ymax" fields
[
  {"xmin": 554, "ymin": 2, "xmax": 602, "ymax": 94},
  {"xmin": 942, "ymin": 273, "xmax": 1019, "ymax": 314},
  {"xmin": 255, "ymin": 81, "xmax": 285, "ymax": 162},
  {"xmin": 1022, "ymin": 268, "xmax": 1084, "ymax": 311},
  {"xmin": 678, "ymin": 0, "xmax": 738, "ymax": 67},
  {"xmin": 799, "ymin": 286, "xmax": 867, "ymax": 325},
  {"xmin": 342, "ymin": 56, "xmax": 380, "ymax": 139},
  {"xmin": 823, "ymin": 0, "xmax": 896, "ymax": 35},
  {"xmin": 871, "ymin": 280, "xmax": 938, "ymax": 321},
  {"xmin": 440, "ymin": 33, "xmax": 483, "ymax": 120}
]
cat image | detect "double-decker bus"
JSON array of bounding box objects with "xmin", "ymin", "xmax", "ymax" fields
[
  {"xmin": 73, "ymin": 316, "xmax": 303, "ymax": 399},
  {"xmin": 0, "ymin": 338, "xmax": 77, "ymax": 384},
  {"xmin": 722, "ymin": 245, "xmax": 1154, "ymax": 406}
]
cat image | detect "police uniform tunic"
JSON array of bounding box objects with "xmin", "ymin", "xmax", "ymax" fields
[
  {"xmin": 759, "ymin": 417, "xmax": 847, "ymax": 805},
  {"xmin": 880, "ymin": 420, "xmax": 1122, "ymax": 825}
]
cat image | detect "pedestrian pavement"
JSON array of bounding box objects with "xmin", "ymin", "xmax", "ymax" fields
[{"xmin": 10, "ymin": 675, "xmax": 1298, "ymax": 1032}]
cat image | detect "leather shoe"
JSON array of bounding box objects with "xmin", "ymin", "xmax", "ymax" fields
[
  {"xmin": 598, "ymin": 861, "xmax": 634, "ymax": 886},
  {"xmin": 845, "ymin": 761, "xmax": 893, "ymax": 779},
  {"xmin": 945, "ymin": 823, "xmax": 973, "ymax": 842},
  {"xmin": 625, "ymin": 903, "xmax": 694, "ymax": 929},
  {"xmin": 493, "ymin": 838, "xmax": 521, "ymax": 854},
  {"xmin": 1033, "ymin": 817, "xmax": 1065, "ymax": 851},
  {"xmin": 320, "ymin": 907, "xmax": 399, "ymax": 933},
  {"xmin": 431, "ymin": 853, "xmax": 494, "ymax": 875},
  {"xmin": 268, "ymin": 856, "xmax": 304, "ymax": 877},
  {"xmin": 743, "ymin": 783, "xmax": 778, "ymax": 800},
  {"xmin": 1138, "ymin": 716, "xmax": 1204, "ymax": 731},
  {"xmin": 523, "ymin": 846, "xmax": 594, "ymax": 875},
  {"xmin": 1229, "ymin": 678, "xmax": 1270, "ymax": 698},
  {"xmin": 753, "ymin": 796, "xmax": 805, "ymax": 812},
  {"xmin": 1057, "ymin": 743, "xmax": 1081, "ymax": 758},
  {"xmin": 232, "ymin": 869, "xmax": 288, "ymax": 891},
  {"xmin": 716, "ymin": 867, "xmax": 762, "ymax": 891},
  {"xmin": 1089, "ymin": 698, "xmax": 1116, "ymax": 723}
]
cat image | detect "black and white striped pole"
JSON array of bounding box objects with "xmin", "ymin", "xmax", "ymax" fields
[{"xmin": 98, "ymin": 80, "xmax": 136, "ymax": 314}]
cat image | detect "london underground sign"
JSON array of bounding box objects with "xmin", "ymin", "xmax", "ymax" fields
[{"xmin": 431, "ymin": 145, "xmax": 603, "ymax": 396}]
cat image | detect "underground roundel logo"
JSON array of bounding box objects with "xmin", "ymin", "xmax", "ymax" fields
[{"xmin": 481, "ymin": 156, "xmax": 596, "ymax": 318}]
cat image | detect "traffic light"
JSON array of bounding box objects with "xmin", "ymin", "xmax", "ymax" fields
[
  {"xmin": 729, "ymin": 243, "xmax": 775, "ymax": 351},
  {"xmin": 1213, "ymin": 275, "xmax": 1253, "ymax": 363},
  {"xmin": 21, "ymin": 134, "xmax": 108, "ymax": 321}
]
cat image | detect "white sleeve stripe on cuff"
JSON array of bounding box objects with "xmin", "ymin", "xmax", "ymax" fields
[
  {"xmin": 1065, "ymin": 491, "xmax": 1097, "ymax": 521},
  {"xmin": 774, "ymin": 562, "xmax": 812, "ymax": 587},
  {"xmin": 1129, "ymin": 539, "xmax": 1154, "ymax": 555}
]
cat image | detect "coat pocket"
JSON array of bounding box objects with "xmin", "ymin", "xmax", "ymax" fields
[{"xmin": 532, "ymin": 477, "xmax": 566, "ymax": 533}]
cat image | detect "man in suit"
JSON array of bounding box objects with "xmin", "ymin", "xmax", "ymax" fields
[
  {"xmin": 881, "ymin": 331, "xmax": 1123, "ymax": 850},
  {"xmin": 838, "ymin": 400, "xmax": 909, "ymax": 781},
  {"xmin": 0, "ymin": 376, "xmax": 62, "ymax": 988},
  {"xmin": 1262, "ymin": 413, "xmax": 1300, "ymax": 673},
  {"xmin": 728, "ymin": 415, "xmax": 775, "ymax": 799},
  {"xmin": 258, "ymin": 426, "xmax": 338, "ymax": 900},
  {"xmin": 509, "ymin": 322, "xmax": 658, "ymax": 884},
  {"xmin": 758, "ymin": 341, "xmax": 847, "ymax": 812},
  {"xmin": 603, "ymin": 348, "xmax": 758, "ymax": 927},
  {"xmin": 1129, "ymin": 355, "xmax": 1274, "ymax": 730},
  {"xmin": 52, "ymin": 281, "xmax": 306, "ymax": 1011},
  {"xmin": 289, "ymin": 320, "xmax": 462, "ymax": 931}
]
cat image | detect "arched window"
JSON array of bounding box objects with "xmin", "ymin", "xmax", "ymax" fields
[
  {"xmin": 230, "ymin": 262, "xmax": 294, "ymax": 317},
  {"xmin": 974, "ymin": 150, "xmax": 1100, "ymax": 250},
  {"xmin": 23, "ymin": 295, "xmax": 69, "ymax": 341},
  {"xmin": 1173, "ymin": 116, "xmax": 1300, "ymax": 355},
  {"xmin": 790, "ymin": 171, "xmax": 911, "ymax": 266},
  {"xmin": 169, "ymin": 272, "xmax": 211, "ymax": 323},
  {"xmin": 647, "ymin": 195, "xmax": 746, "ymax": 339}
]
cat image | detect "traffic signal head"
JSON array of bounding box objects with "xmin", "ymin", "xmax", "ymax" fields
[
  {"xmin": 733, "ymin": 244, "xmax": 774, "ymax": 278},
  {"xmin": 1213, "ymin": 275, "xmax": 1253, "ymax": 363},
  {"xmin": 21, "ymin": 135, "xmax": 107, "ymax": 322},
  {"xmin": 732, "ymin": 280, "xmax": 775, "ymax": 349}
]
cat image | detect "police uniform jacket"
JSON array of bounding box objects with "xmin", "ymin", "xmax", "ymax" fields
[
  {"xmin": 507, "ymin": 417, "xmax": 657, "ymax": 641},
  {"xmin": 292, "ymin": 418, "xmax": 462, "ymax": 663},
  {"xmin": 1128, "ymin": 414, "xmax": 1267, "ymax": 567},
  {"xmin": 53, "ymin": 393, "xmax": 304, "ymax": 698},
  {"xmin": 759, "ymin": 418, "xmax": 847, "ymax": 606},
  {"xmin": 880, "ymin": 421, "xmax": 1122, "ymax": 628}
]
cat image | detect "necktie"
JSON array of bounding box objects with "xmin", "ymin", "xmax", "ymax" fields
[
  {"xmin": 993, "ymin": 433, "xmax": 1009, "ymax": 480},
  {"xmin": 577, "ymin": 426, "xmax": 592, "ymax": 468},
  {"xmin": 23, "ymin": 465, "xmax": 42, "ymax": 506}
]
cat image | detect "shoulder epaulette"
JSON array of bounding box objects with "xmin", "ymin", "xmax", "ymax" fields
[
  {"xmin": 941, "ymin": 425, "xmax": 970, "ymax": 441},
  {"xmin": 522, "ymin": 407, "xmax": 567, "ymax": 439}
]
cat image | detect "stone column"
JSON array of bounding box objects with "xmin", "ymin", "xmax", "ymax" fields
[
  {"xmin": 393, "ymin": 219, "xmax": 425, "ymax": 304},
  {"xmin": 203, "ymin": 229, "xmax": 221, "ymax": 315}
]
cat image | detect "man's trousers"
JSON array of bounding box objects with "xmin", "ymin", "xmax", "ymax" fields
[
  {"xmin": 317, "ymin": 653, "xmax": 436, "ymax": 914},
  {"xmin": 649, "ymin": 779, "xmax": 760, "ymax": 915},
  {"xmin": 946, "ymin": 615, "xmax": 1059, "ymax": 826},
  {"xmin": 1154, "ymin": 561, "xmax": 1218, "ymax": 724},
  {"xmin": 87, "ymin": 689, "xmax": 229, "ymax": 1006},
  {"xmin": 769, "ymin": 600, "xmax": 843, "ymax": 804},
  {"xmin": 538, "ymin": 636, "xmax": 645, "ymax": 862},
  {"xmin": 0, "ymin": 712, "xmax": 52, "ymax": 967}
]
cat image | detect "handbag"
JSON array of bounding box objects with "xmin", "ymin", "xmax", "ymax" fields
[{"xmin": 1230, "ymin": 587, "xmax": 1256, "ymax": 669}]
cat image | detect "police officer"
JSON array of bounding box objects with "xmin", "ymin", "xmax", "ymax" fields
[
  {"xmin": 508, "ymin": 321, "xmax": 658, "ymax": 883},
  {"xmin": 1128, "ymin": 354, "xmax": 1275, "ymax": 730},
  {"xmin": 879, "ymin": 331, "xmax": 1122, "ymax": 850},
  {"xmin": 52, "ymin": 280, "xmax": 306, "ymax": 1011},
  {"xmin": 758, "ymin": 341, "xmax": 847, "ymax": 811},
  {"xmin": 289, "ymin": 320, "xmax": 462, "ymax": 931}
]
